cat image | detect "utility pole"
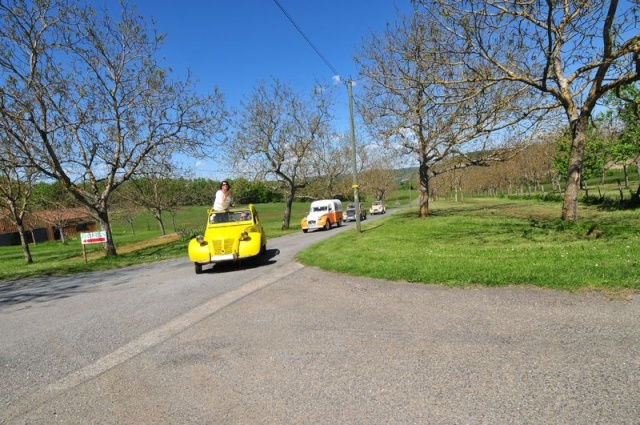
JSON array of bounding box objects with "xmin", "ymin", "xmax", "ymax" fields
[{"xmin": 348, "ymin": 80, "xmax": 361, "ymax": 233}]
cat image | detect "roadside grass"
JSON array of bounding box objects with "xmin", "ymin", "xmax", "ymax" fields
[
  {"xmin": 0, "ymin": 202, "xmax": 309, "ymax": 282},
  {"xmin": 297, "ymin": 198, "xmax": 640, "ymax": 293},
  {"xmin": 2, "ymin": 197, "xmax": 639, "ymax": 295}
]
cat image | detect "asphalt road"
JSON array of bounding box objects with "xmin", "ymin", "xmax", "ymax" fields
[{"xmin": 1, "ymin": 212, "xmax": 639, "ymax": 424}]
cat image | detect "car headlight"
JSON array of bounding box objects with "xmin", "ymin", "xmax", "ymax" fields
[{"xmin": 239, "ymin": 231, "xmax": 249, "ymax": 241}]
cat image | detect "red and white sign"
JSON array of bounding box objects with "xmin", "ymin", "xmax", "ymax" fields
[{"xmin": 81, "ymin": 231, "xmax": 107, "ymax": 244}]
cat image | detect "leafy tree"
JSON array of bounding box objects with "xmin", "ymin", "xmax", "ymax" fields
[
  {"xmin": 31, "ymin": 181, "xmax": 79, "ymax": 211},
  {"xmin": 413, "ymin": 0, "xmax": 640, "ymax": 221},
  {"xmin": 554, "ymin": 122, "xmax": 617, "ymax": 194},
  {"xmin": 0, "ymin": 0, "xmax": 227, "ymax": 256},
  {"xmin": 184, "ymin": 178, "xmax": 219, "ymax": 206},
  {"xmin": 607, "ymin": 83, "xmax": 640, "ymax": 191},
  {"xmin": 228, "ymin": 177, "xmax": 281, "ymax": 204}
]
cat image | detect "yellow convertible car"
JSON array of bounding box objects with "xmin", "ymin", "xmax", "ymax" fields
[{"xmin": 188, "ymin": 204, "xmax": 267, "ymax": 274}]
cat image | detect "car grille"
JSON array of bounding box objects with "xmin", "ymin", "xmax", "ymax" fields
[{"xmin": 212, "ymin": 238, "xmax": 234, "ymax": 255}]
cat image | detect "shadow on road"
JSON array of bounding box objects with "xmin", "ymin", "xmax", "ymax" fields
[{"xmin": 197, "ymin": 248, "xmax": 281, "ymax": 274}]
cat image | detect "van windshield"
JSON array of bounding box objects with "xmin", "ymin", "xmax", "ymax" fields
[{"xmin": 312, "ymin": 206, "xmax": 328, "ymax": 212}]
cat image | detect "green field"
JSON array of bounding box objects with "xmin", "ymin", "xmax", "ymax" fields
[
  {"xmin": 1, "ymin": 197, "xmax": 639, "ymax": 295},
  {"xmin": 298, "ymin": 198, "xmax": 640, "ymax": 293},
  {"xmin": 0, "ymin": 202, "xmax": 309, "ymax": 282}
]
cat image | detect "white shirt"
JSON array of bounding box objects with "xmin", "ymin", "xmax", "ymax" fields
[{"xmin": 213, "ymin": 189, "xmax": 232, "ymax": 210}]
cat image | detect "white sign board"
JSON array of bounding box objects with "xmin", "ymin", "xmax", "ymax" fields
[{"xmin": 81, "ymin": 231, "xmax": 107, "ymax": 245}]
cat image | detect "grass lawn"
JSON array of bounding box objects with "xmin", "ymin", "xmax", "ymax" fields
[
  {"xmin": 1, "ymin": 197, "xmax": 639, "ymax": 295},
  {"xmin": 298, "ymin": 198, "xmax": 640, "ymax": 294},
  {"xmin": 0, "ymin": 202, "xmax": 308, "ymax": 282}
]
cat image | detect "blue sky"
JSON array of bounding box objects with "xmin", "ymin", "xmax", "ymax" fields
[{"xmin": 129, "ymin": 0, "xmax": 413, "ymax": 179}]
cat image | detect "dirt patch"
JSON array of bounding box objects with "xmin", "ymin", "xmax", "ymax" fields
[
  {"xmin": 117, "ymin": 233, "xmax": 181, "ymax": 254},
  {"xmin": 82, "ymin": 233, "xmax": 181, "ymax": 260}
]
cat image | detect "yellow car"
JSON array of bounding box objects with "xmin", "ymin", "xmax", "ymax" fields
[{"xmin": 188, "ymin": 204, "xmax": 267, "ymax": 274}]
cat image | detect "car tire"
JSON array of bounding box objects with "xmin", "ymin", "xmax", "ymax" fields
[
  {"xmin": 325, "ymin": 220, "xmax": 331, "ymax": 230},
  {"xmin": 194, "ymin": 263, "xmax": 203, "ymax": 274},
  {"xmin": 302, "ymin": 229, "xmax": 308, "ymax": 233},
  {"xmin": 252, "ymin": 243, "xmax": 267, "ymax": 266}
]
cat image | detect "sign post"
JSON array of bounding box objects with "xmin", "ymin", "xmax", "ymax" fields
[{"xmin": 80, "ymin": 231, "xmax": 107, "ymax": 264}]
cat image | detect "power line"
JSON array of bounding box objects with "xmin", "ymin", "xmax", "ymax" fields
[{"xmin": 271, "ymin": 0, "xmax": 341, "ymax": 79}]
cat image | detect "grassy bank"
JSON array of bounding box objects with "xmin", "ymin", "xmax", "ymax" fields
[
  {"xmin": 298, "ymin": 198, "xmax": 640, "ymax": 293},
  {"xmin": 0, "ymin": 202, "xmax": 308, "ymax": 282},
  {"xmin": 2, "ymin": 198, "xmax": 639, "ymax": 295}
]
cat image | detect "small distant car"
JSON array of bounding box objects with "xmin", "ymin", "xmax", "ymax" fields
[
  {"xmin": 188, "ymin": 204, "xmax": 267, "ymax": 274},
  {"xmin": 301, "ymin": 199, "xmax": 343, "ymax": 233},
  {"xmin": 344, "ymin": 202, "xmax": 366, "ymax": 222},
  {"xmin": 369, "ymin": 200, "xmax": 386, "ymax": 215}
]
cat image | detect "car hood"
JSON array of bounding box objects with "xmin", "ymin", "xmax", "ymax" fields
[
  {"xmin": 204, "ymin": 223, "xmax": 256, "ymax": 240},
  {"xmin": 305, "ymin": 212, "xmax": 327, "ymax": 221}
]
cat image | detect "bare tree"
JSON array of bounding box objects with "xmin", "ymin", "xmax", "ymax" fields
[
  {"xmin": 305, "ymin": 132, "xmax": 352, "ymax": 199},
  {"xmin": 604, "ymin": 83, "xmax": 640, "ymax": 193},
  {"xmin": 0, "ymin": 132, "xmax": 37, "ymax": 263},
  {"xmin": 358, "ymin": 149, "xmax": 400, "ymax": 203},
  {"xmin": 233, "ymin": 79, "xmax": 333, "ymax": 230},
  {"xmin": 413, "ymin": 0, "xmax": 640, "ymax": 221},
  {"xmin": 108, "ymin": 190, "xmax": 141, "ymax": 237},
  {"xmin": 0, "ymin": 0, "xmax": 227, "ymax": 256},
  {"xmin": 356, "ymin": 12, "xmax": 534, "ymax": 217},
  {"xmin": 124, "ymin": 160, "xmax": 187, "ymax": 236}
]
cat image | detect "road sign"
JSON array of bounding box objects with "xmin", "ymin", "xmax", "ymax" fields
[{"xmin": 81, "ymin": 231, "xmax": 107, "ymax": 245}]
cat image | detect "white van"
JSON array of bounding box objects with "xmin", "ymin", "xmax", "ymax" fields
[{"xmin": 300, "ymin": 199, "xmax": 343, "ymax": 233}]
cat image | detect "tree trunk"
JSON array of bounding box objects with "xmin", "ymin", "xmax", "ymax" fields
[
  {"xmin": 17, "ymin": 222, "xmax": 33, "ymax": 264},
  {"xmin": 282, "ymin": 185, "xmax": 295, "ymax": 230},
  {"xmin": 418, "ymin": 162, "xmax": 430, "ymax": 217},
  {"xmin": 623, "ymin": 165, "xmax": 629, "ymax": 188},
  {"xmin": 96, "ymin": 209, "xmax": 117, "ymax": 256},
  {"xmin": 154, "ymin": 210, "xmax": 166, "ymax": 235},
  {"xmin": 561, "ymin": 117, "xmax": 588, "ymax": 222}
]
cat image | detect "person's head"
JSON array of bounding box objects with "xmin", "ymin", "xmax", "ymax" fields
[{"xmin": 220, "ymin": 180, "xmax": 230, "ymax": 190}]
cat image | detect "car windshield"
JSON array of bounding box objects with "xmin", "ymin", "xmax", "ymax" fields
[
  {"xmin": 312, "ymin": 206, "xmax": 328, "ymax": 212},
  {"xmin": 209, "ymin": 210, "xmax": 251, "ymax": 224},
  {"xmin": 347, "ymin": 204, "xmax": 355, "ymax": 209},
  {"xmin": 234, "ymin": 211, "xmax": 251, "ymax": 221}
]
